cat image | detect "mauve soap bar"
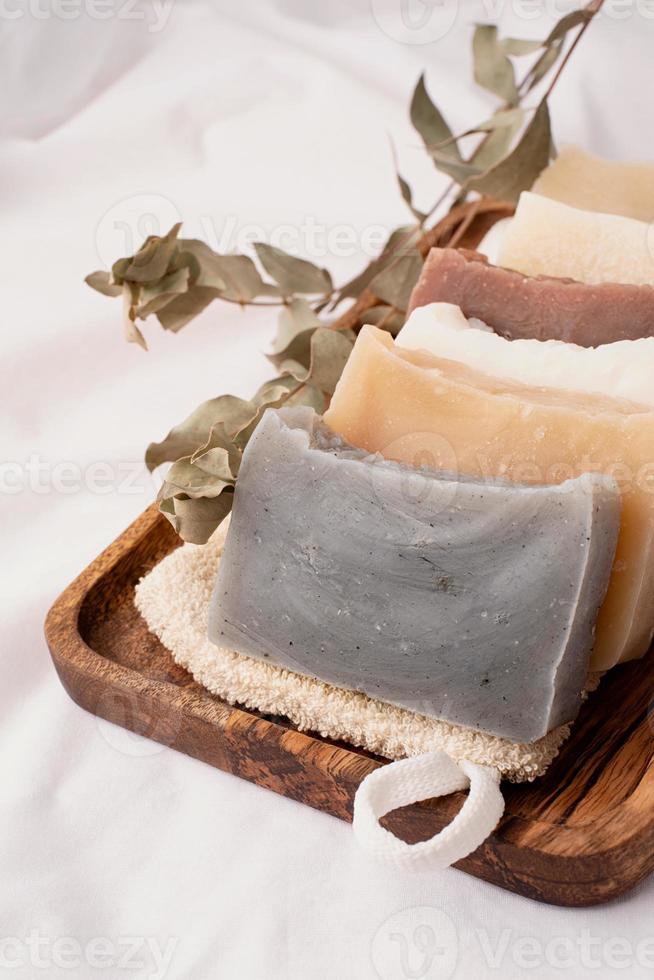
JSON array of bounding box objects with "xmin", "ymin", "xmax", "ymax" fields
[{"xmin": 208, "ymin": 407, "xmax": 619, "ymax": 741}]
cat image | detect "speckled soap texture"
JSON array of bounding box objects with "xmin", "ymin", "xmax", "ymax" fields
[{"xmin": 208, "ymin": 407, "xmax": 620, "ymax": 742}]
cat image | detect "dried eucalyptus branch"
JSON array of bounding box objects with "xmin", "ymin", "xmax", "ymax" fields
[{"xmin": 86, "ymin": 2, "xmax": 604, "ymax": 543}]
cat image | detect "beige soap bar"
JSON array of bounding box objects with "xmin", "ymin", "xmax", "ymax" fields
[
  {"xmin": 499, "ymin": 192, "xmax": 654, "ymax": 287},
  {"xmin": 324, "ymin": 326, "xmax": 654, "ymax": 671},
  {"xmin": 533, "ymin": 146, "xmax": 654, "ymax": 221}
]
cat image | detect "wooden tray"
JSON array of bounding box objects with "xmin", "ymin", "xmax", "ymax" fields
[{"xmin": 45, "ymin": 505, "xmax": 654, "ymax": 907}]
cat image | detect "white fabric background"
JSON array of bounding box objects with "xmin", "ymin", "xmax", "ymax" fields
[{"xmin": 3, "ymin": 2, "xmax": 654, "ymax": 978}]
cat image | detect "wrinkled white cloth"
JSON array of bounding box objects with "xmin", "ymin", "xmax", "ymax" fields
[{"xmin": 3, "ymin": 3, "xmax": 654, "ymax": 978}]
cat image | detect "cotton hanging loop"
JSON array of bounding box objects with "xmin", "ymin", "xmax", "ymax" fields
[{"xmin": 352, "ymin": 751, "xmax": 505, "ymax": 871}]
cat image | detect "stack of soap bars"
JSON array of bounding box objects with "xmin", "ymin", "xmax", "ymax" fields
[{"xmin": 209, "ymin": 148, "xmax": 654, "ymax": 743}]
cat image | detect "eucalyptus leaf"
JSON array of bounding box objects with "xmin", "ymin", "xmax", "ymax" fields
[
  {"xmin": 470, "ymin": 108, "xmax": 524, "ymax": 170},
  {"xmin": 477, "ymin": 107, "xmax": 524, "ymax": 132},
  {"xmin": 163, "ymin": 457, "xmax": 233, "ymax": 499},
  {"xmin": 200, "ymin": 253, "xmax": 265, "ymax": 302},
  {"xmin": 145, "ymin": 394, "xmax": 256, "ymax": 471},
  {"xmin": 254, "ymin": 242, "xmax": 332, "ymax": 296},
  {"xmin": 428, "ymin": 150, "xmax": 482, "ymax": 185},
  {"xmin": 111, "ymin": 256, "xmax": 132, "ymax": 287},
  {"xmin": 396, "ymin": 169, "xmax": 427, "ymax": 222},
  {"xmin": 155, "ymin": 286, "xmax": 219, "ymax": 332},
  {"xmin": 466, "ymin": 99, "xmax": 552, "ymax": 203},
  {"xmin": 159, "ymin": 491, "xmax": 234, "ymax": 545},
  {"xmin": 370, "ymin": 247, "xmax": 423, "ymax": 311},
  {"xmin": 500, "ymin": 37, "xmax": 542, "ymax": 56},
  {"xmin": 546, "ymin": 8, "xmax": 592, "ymax": 43},
  {"xmin": 473, "ymin": 25, "xmax": 518, "ymax": 104},
  {"xmin": 284, "ymin": 383, "xmax": 325, "ymax": 413},
  {"xmin": 410, "ymin": 73, "xmax": 462, "ymax": 162},
  {"xmin": 85, "ymin": 270, "xmax": 122, "ymax": 297},
  {"xmin": 332, "ymin": 225, "xmax": 416, "ymax": 306},
  {"xmin": 362, "ymin": 304, "xmax": 406, "ymax": 336},
  {"xmin": 525, "ymin": 39, "xmax": 563, "ymax": 92},
  {"xmin": 253, "ymin": 374, "xmax": 300, "ymax": 404},
  {"xmin": 302, "ymin": 327, "xmax": 354, "ymax": 394},
  {"xmin": 191, "ymin": 421, "xmax": 242, "ymax": 478},
  {"xmin": 122, "ymin": 284, "xmax": 147, "ymax": 350},
  {"xmin": 124, "ymin": 223, "xmax": 182, "ymax": 284},
  {"xmin": 270, "ymin": 298, "xmax": 321, "ymax": 356},
  {"xmin": 136, "ymin": 266, "xmax": 191, "ymax": 318}
]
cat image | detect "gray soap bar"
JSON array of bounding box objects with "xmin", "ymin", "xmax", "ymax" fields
[{"xmin": 208, "ymin": 407, "xmax": 620, "ymax": 741}]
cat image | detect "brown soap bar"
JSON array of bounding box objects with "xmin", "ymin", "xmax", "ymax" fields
[{"xmin": 407, "ymin": 248, "xmax": 654, "ymax": 346}]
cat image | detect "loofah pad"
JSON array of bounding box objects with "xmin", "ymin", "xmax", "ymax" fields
[{"xmin": 134, "ymin": 525, "xmax": 591, "ymax": 783}]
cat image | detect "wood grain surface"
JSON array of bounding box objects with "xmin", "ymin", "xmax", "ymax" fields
[{"xmin": 45, "ymin": 505, "xmax": 654, "ymax": 907}]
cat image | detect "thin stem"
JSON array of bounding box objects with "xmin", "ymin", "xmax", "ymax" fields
[
  {"xmin": 541, "ymin": 0, "xmax": 604, "ymax": 103},
  {"xmin": 218, "ymin": 293, "xmax": 332, "ymax": 310}
]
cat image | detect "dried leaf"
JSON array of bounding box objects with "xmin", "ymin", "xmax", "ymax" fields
[
  {"xmin": 200, "ymin": 253, "xmax": 264, "ymax": 302},
  {"xmin": 163, "ymin": 457, "xmax": 232, "ymax": 499},
  {"xmin": 136, "ymin": 266, "xmax": 191, "ymax": 318},
  {"xmin": 145, "ymin": 394, "xmax": 256, "ymax": 471},
  {"xmin": 85, "ymin": 270, "xmax": 122, "ymax": 298},
  {"xmin": 160, "ymin": 491, "xmax": 234, "ymax": 545},
  {"xmin": 470, "ymin": 108, "xmax": 524, "ymax": 170},
  {"xmin": 124, "ymin": 223, "xmax": 182, "ymax": 284},
  {"xmin": 473, "ymin": 25, "xmax": 518, "ymax": 105},
  {"xmin": 362, "ymin": 304, "xmax": 406, "ymax": 336},
  {"xmin": 122, "ymin": 284, "xmax": 146, "ymax": 350},
  {"xmin": 156, "ymin": 286, "xmax": 219, "ymax": 333},
  {"xmin": 546, "ymin": 9, "xmax": 592, "ymax": 44},
  {"xmin": 370, "ymin": 247, "xmax": 423, "ymax": 311},
  {"xmin": 301, "ymin": 328, "xmax": 354, "ymax": 394},
  {"xmin": 410, "ymin": 74, "xmax": 462, "ymax": 162},
  {"xmin": 500, "ymin": 37, "xmax": 542, "ymax": 56},
  {"xmin": 525, "ymin": 39, "xmax": 563, "ymax": 93},
  {"xmin": 398, "ymin": 171, "xmax": 427, "ymax": 222},
  {"xmin": 254, "ymin": 242, "xmax": 332, "ymax": 296},
  {"xmin": 285, "ymin": 383, "xmax": 325, "ymax": 413},
  {"xmin": 466, "ymin": 99, "xmax": 552, "ymax": 203},
  {"xmin": 111, "ymin": 256, "xmax": 132, "ymax": 287},
  {"xmin": 270, "ymin": 298, "xmax": 320, "ymax": 356},
  {"xmin": 428, "ymin": 150, "xmax": 482, "ymax": 185},
  {"xmin": 191, "ymin": 423, "xmax": 241, "ymax": 480},
  {"xmin": 476, "ymin": 107, "xmax": 524, "ymax": 132},
  {"xmin": 267, "ymin": 302, "xmax": 320, "ymax": 373},
  {"xmin": 332, "ymin": 225, "xmax": 416, "ymax": 305}
]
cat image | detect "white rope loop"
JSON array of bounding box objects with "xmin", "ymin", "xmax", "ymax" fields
[{"xmin": 352, "ymin": 751, "xmax": 505, "ymax": 871}]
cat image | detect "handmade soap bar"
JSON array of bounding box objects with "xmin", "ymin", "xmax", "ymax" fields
[
  {"xmin": 406, "ymin": 247, "xmax": 654, "ymax": 345},
  {"xmin": 533, "ymin": 146, "xmax": 654, "ymax": 221},
  {"xmin": 396, "ymin": 302, "xmax": 654, "ymax": 408},
  {"xmin": 499, "ymin": 193, "xmax": 654, "ymax": 287},
  {"xmin": 209, "ymin": 407, "xmax": 619, "ymax": 741},
  {"xmin": 325, "ymin": 327, "xmax": 654, "ymax": 670}
]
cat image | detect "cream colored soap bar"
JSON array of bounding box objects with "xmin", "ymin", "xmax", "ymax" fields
[
  {"xmin": 395, "ymin": 302, "xmax": 654, "ymax": 408},
  {"xmin": 498, "ymin": 192, "xmax": 654, "ymax": 287},
  {"xmin": 324, "ymin": 326, "xmax": 654, "ymax": 671},
  {"xmin": 533, "ymin": 146, "xmax": 654, "ymax": 221}
]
